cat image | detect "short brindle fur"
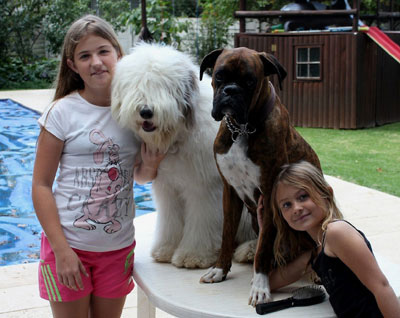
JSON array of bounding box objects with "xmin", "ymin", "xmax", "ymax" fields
[{"xmin": 199, "ymin": 47, "xmax": 321, "ymax": 305}]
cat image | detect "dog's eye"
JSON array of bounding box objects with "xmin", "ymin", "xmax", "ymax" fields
[{"xmin": 214, "ymin": 72, "xmax": 223, "ymax": 82}]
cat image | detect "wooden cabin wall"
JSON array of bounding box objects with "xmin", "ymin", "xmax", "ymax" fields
[
  {"xmin": 235, "ymin": 32, "xmax": 400, "ymax": 129},
  {"xmin": 356, "ymin": 33, "xmax": 378, "ymax": 128},
  {"xmin": 356, "ymin": 32, "xmax": 400, "ymax": 127},
  {"xmin": 374, "ymin": 32, "xmax": 400, "ymax": 126},
  {"xmin": 236, "ymin": 33, "xmax": 358, "ymax": 128}
]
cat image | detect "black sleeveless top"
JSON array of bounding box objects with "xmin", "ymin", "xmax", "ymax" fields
[{"xmin": 311, "ymin": 221, "xmax": 383, "ymax": 318}]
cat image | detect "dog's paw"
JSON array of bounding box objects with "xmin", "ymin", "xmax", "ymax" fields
[
  {"xmin": 233, "ymin": 239, "xmax": 257, "ymax": 263},
  {"xmin": 199, "ymin": 267, "xmax": 226, "ymax": 283},
  {"xmin": 171, "ymin": 249, "xmax": 218, "ymax": 269},
  {"xmin": 248, "ymin": 272, "xmax": 272, "ymax": 307},
  {"xmin": 151, "ymin": 245, "xmax": 175, "ymax": 263}
]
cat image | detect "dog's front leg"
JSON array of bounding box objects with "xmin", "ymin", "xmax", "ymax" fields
[
  {"xmin": 249, "ymin": 195, "xmax": 276, "ymax": 305},
  {"xmin": 170, "ymin": 181, "xmax": 223, "ymax": 269},
  {"xmin": 200, "ymin": 183, "xmax": 244, "ymax": 283},
  {"xmin": 151, "ymin": 180, "xmax": 184, "ymax": 263}
]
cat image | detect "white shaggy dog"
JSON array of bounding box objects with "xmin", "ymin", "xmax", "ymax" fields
[{"xmin": 111, "ymin": 43, "xmax": 256, "ymax": 268}]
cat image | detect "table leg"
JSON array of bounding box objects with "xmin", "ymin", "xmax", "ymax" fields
[{"xmin": 137, "ymin": 286, "xmax": 156, "ymax": 318}]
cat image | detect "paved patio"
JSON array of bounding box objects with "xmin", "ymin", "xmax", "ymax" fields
[{"xmin": 0, "ymin": 89, "xmax": 399, "ymax": 317}]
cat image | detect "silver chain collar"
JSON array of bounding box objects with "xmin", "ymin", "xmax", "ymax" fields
[
  {"xmin": 223, "ymin": 115, "xmax": 256, "ymax": 142},
  {"xmin": 223, "ymin": 81, "xmax": 276, "ymax": 143}
]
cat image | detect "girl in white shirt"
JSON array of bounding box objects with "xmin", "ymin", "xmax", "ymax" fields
[{"xmin": 32, "ymin": 15, "xmax": 164, "ymax": 318}]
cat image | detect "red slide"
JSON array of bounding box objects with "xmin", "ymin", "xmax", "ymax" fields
[{"xmin": 364, "ymin": 26, "xmax": 400, "ymax": 64}]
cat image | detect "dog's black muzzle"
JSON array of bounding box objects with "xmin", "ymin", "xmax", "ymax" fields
[{"xmin": 212, "ymin": 84, "xmax": 247, "ymax": 124}]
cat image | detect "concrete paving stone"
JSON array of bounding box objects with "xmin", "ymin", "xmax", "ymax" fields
[
  {"xmin": 0, "ymin": 307, "xmax": 52, "ymax": 318},
  {"xmin": 368, "ymin": 232, "xmax": 400, "ymax": 265},
  {"xmin": 0, "ymin": 263, "xmax": 38, "ymax": 289},
  {"xmin": 0, "ymin": 89, "xmax": 54, "ymax": 113},
  {"xmin": 0, "ymin": 283, "xmax": 48, "ymax": 313}
]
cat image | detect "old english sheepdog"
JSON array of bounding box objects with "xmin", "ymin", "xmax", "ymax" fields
[{"xmin": 111, "ymin": 43, "xmax": 256, "ymax": 268}]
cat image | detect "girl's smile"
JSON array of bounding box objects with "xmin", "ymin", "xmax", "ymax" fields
[
  {"xmin": 91, "ymin": 69, "xmax": 108, "ymax": 76},
  {"xmin": 293, "ymin": 211, "xmax": 311, "ymax": 222}
]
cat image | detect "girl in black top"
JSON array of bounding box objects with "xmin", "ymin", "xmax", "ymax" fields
[{"xmin": 257, "ymin": 161, "xmax": 400, "ymax": 317}]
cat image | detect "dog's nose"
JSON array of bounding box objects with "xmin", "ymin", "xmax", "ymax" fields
[
  {"xmin": 223, "ymin": 84, "xmax": 240, "ymax": 96},
  {"xmin": 140, "ymin": 107, "xmax": 153, "ymax": 119}
]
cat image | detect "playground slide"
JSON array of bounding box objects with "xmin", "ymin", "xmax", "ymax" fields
[{"xmin": 364, "ymin": 26, "xmax": 400, "ymax": 64}]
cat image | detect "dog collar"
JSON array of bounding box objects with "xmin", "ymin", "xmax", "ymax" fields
[
  {"xmin": 224, "ymin": 115, "xmax": 256, "ymax": 142},
  {"xmin": 224, "ymin": 81, "xmax": 276, "ymax": 143}
]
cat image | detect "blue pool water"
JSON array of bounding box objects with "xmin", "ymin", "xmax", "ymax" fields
[{"xmin": 0, "ymin": 99, "xmax": 155, "ymax": 266}]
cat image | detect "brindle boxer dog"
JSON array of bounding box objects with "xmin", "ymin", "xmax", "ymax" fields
[{"xmin": 199, "ymin": 47, "xmax": 321, "ymax": 306}]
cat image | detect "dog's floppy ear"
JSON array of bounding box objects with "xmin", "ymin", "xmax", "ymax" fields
[
  {"xmin": 182, "ymin": 70, "xmax": 197, "ymax": 129},
  {"xmin": 200, "ymin": 49, "xmax": 224, "ymax": 81},
  {"xmin": 258, "ymin": 52, "xmax": 287, "ymax": 90}
]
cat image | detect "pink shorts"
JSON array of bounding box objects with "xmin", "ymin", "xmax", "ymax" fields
[{"xmin": 38, "ymin": 233, "xmax": 135, "ymax": 302}]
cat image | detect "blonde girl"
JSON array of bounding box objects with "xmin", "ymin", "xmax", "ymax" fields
[
  {"xmin": 32, "ymin": 15, "xmax": 164, "ymax": 318},
  {"xmin": 257, "ymin": 161, "xmax": 400, "ymax": 317}
]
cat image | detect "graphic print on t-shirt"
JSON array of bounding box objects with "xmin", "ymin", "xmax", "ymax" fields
[{"xmin": 73, "ymin": 129, "xmax": 129, "ymax": 234}]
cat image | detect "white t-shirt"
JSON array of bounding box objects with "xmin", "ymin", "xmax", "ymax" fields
[{"xmin": 38, "ymin": 92, "xmax": 140, "ymax": 252}]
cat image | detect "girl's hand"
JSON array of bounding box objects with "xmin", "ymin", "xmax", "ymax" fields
[
  {"xmin": 140, "ymin": 142, "xmax": 165, "ymax": 169},
  {"xmin": 134, "ymin": 142, "xmax": 166, "ymax": 184},
  {"xmin": 257, "ymin": 195, "xmax": 264, "ymax": 230},
  {"xmin": 54, "ymin": 247, "xmax": 88, "ymax": 291}
]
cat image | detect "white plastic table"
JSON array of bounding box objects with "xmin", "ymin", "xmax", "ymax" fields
[{"xmin": 133, "ymin": 213, "xmax": 400, "ymax": 318}]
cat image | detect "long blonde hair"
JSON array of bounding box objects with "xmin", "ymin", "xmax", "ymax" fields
[
  {"xmin": 271, "ymin": 161, "xmax": 343, "ymax": 267},
  {"xmin": 53, "ymin": 14, "xmax": 124, "ymax": 101}
]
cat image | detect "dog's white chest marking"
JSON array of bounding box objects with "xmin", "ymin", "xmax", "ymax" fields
[{"xmin": 216, "ymin": 136, "xmax": 261, "ymax": 205}]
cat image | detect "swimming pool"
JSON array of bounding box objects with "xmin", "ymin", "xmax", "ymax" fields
[{"xmin": 0, "ymin": 99, "xmax": 155, "ymax": 266}]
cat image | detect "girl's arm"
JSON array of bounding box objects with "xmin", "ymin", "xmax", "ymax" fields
[
  {"xmin": 269, "ymin": 250, "xmax": 313, "ymax": 291},
  {"xmin": 32, "ymin": 129, "xmax": 87, "ymax": 291},
  {"xmin": 326, "ymin": 222, "xmax": 400, "ymax": 318},
  {"xmin": 134, "ymin": 142, "xmax": 165, "ymax": 185}
]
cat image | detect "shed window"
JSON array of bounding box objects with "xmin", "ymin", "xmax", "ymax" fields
[{"xmin": 296, "ymin": 47, "xmax": 321, "ymax": 80}]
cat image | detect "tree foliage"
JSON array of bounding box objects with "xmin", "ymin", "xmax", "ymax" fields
[
  {"xmin": 119, "ymin": 0, "xmax": 190, "ymax": 48},
  {"xmin": 2, "ymin": 0, "xmax": 132, "ymax": 60},
  {"xmin": 1, "ymin": 0, "xmax": 49, "ymax": 63},
  {"xmin": 194, "ymin": 0, "xmax": 238, "ymax": 58},
  {"xmin": 43, "ymin": 0, "xmax": 130, "ymax": 55},
  {"xmin": 0, "ymin": 0, "xmax": 132, "ymax": 88},
  {"xmin": 43, "ymin": 0, "xmax": 92, "ymax": 56},
  {"xmin": 97, "ymin": 0, "xmax": 130, "ymax": 32}
]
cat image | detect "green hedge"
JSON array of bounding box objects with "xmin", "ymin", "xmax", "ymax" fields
[{"xmin": 0, "ymin": 57, "xmax": 58, "ymax": 90}]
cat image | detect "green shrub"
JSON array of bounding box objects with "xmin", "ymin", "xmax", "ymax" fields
[{"xmin": 0, "ymin": 57, "xmax": 58, "ymax": 90}]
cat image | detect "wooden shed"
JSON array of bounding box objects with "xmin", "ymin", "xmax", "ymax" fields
[{"xmin": 234, "ymin": 1, "xmax": 400, "ymax": 129}]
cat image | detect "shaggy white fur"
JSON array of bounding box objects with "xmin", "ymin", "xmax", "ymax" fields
[{"xmin": 111, "ymin": 43, "xmax": 256, "ymax": 268}]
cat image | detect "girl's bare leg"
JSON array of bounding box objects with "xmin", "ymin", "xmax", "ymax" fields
[
  {"xmin": 50, "ymin": 294, "xmax": 90, "ymax": 318},
  {"xmin": 90, "ymin": 295, "xmax": 127, "ymax": 318}
]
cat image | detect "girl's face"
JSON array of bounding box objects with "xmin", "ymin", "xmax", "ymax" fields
[
  {"xmin": 276, "ymin": 182, "xmax": 325, "ymax": 233},
  {"xmin": 67, "ymin": 34, "xmax": 120, "ymax": 93}
]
